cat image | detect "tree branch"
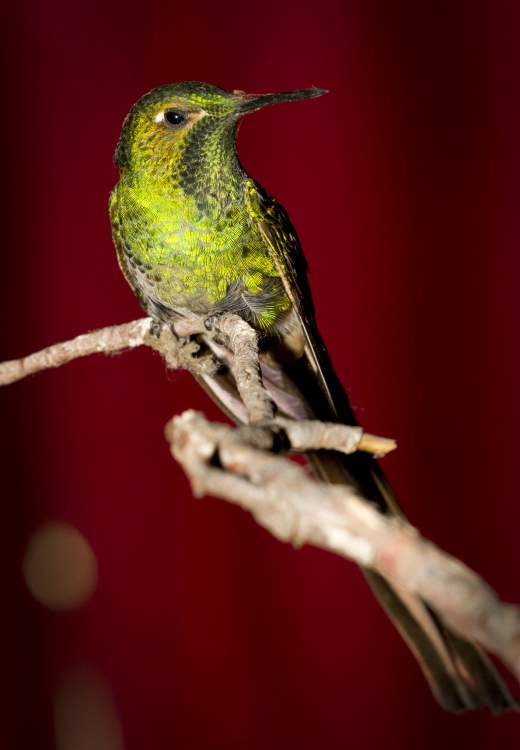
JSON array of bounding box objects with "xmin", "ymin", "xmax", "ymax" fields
[
  {"xmin": 2, "ymin": 314, "xmax": 519, "ymax": 691},
  {"xmin": 217, "ymin": 314, "xmax": 275, "ymax": 423},
  {"xmin": 0, "ymin": 316, "xmax": 394, "ymax": 455},
  {"xmin": 0, "ymin": 317, "xmax": 217, "ymax": 386},
  {"xmin": 166, "ymin": 409, "xmax": 520, "ymax": 684}
]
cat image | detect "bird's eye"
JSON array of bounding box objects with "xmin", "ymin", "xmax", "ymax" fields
[{"xmin": 164, "ymin": 110, "xmax": 185, "ymax": 126}]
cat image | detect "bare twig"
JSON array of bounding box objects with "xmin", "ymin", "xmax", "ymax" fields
[
  {"xmin": 0, "ymin": 317, "xmax": 217, "ymax": 386},
  {"xmin": 172, "ymin": 312, "xmax": 276, "ymax": 424},
  {"xmin": 172, "ymin": 316, "xmax": 207, "ymax": 337},
  {"xmin": 274, "ymin": 417, "xmax": 396, "ymax": 456},
  {"xmin": 167, "ymin": 409, "xmax": 520, "ymax": 684},
  {"xmin": 2, "ymin": 312, "xmax": 519, "ymax": 692},
  {"xmin": 0, "ymin": 317, "xmax": 394, "ymax": 455},
  {"xmin": 217, "ymin": 314, "xmax": 275, "ymax": 423},
  {"xmin": 0, "ymin": 318, "xmax": 150, "ymax": 386},
  {"xmin": 143, "ymin": 325, "xmax": 217, "ymax": 375}
]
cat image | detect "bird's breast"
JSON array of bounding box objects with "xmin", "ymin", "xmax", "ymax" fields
[{"xmin": 118, "ymin": 180, "xmax": 291, "ymax": 328}]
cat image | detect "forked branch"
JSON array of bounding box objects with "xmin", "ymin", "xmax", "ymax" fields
[
  {"xmin": 1, "ymin": 314, "xmax": 519, "ymax": 687},
  {"xmin": 166, "ymin": 409, "xmax": 520, "ymax": 684}
]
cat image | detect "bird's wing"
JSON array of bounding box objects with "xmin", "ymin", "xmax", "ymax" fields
[{"xmin": 244, "ymin": 180, "xmax": 342, "ymax": 420}]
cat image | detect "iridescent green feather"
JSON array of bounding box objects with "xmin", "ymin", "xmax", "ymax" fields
[{"xmin": 111, "ymin": 83, "xmax": 295, "ymax": 331}]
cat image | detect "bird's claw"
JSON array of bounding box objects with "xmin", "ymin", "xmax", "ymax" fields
[
  {"xmin": 204, "ymin": 314, "xmax": 229, "ymax": 347},
  {"xmin": 149, "ymin": 319, "xmax": 163, "ymax": 338},
  {"xmin": 204, "ymin": 314, "xmax": 220, "ymax": 332},
  {"xmin": 151, "ymin": 319, "xmax": 191, "ymax": 346},
  {"xmin": 166, "ymin": 323, "xmax": 191, "ymax": 346}
]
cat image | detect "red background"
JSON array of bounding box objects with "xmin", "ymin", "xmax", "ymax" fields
[{"xmin": 1, "ymin": 0, "xmax": 520, "ymax": 747}]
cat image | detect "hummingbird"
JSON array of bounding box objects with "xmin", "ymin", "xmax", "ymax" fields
[{"xmin": 110, "ymin": 81, "xmax": 517, "ymax": 713}]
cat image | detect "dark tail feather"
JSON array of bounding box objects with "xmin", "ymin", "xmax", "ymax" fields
[
  {"xmin": 304, "ymin": 446, "xmax": 518, "ymax": 713},
  {"xmin": 194, "ymin": 332, "xmax": 519, "ymax": 714}
]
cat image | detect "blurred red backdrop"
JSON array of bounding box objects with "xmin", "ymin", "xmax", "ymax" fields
[{"xmin": 1, "ymin": 0, "xmax": 520, "ymax": 747}]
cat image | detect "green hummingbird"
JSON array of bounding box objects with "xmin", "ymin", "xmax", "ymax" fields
[{"xmin": 110, "ymin": 81, "xmax": 517, "ymax": 714}]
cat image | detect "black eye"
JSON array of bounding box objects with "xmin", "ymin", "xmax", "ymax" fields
[{"xmin": 164, "ymin": 110, "xmax": 185, "ymax": 126}]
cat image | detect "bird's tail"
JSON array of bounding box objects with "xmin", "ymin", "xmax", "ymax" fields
[{"xmin": 194, "ymin": 326, "xmax": 518, "ymax": 714}]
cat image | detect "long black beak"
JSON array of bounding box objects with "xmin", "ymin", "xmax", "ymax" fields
[{"xmin": 237, "ymin": 87, "xmax": 328, "ymax": 115}]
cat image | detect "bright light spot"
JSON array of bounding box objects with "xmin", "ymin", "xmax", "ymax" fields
[
  {"xmin": 22, "ymin": 522, "xmax": 98, "ymax": 610},
  {"xmin": 54, "ymin": 667, "xmax": 125, "ymax": 750}
]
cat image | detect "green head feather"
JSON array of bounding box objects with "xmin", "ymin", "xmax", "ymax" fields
[{"xmin": 111, "ymin": 82, "xmax": 327, "ymax": 330}]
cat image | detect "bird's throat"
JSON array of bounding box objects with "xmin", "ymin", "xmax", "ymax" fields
[{"xmin": 177, "ymin": 118, "xmax": 244, "ymax": 216}]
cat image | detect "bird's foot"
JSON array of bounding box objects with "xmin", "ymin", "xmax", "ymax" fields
[
  {"xmin": 149, "ymin": 319, "xmax": 163, "ymax": 338},
  {"xmin": 168, "ymin": 324, "xmax": 191, "ymax": 346},
  {"xmin": 204, "ymin": 314, "xmax": 229, "ymax": 347},
  {"xmin": 150, "ymin": 318, "xmax": 191, "ymax": 345}
]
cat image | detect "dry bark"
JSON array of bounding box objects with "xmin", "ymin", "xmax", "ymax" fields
[
  {"xmin": 2, "ymin": 314, "xmax": 519, "ymax": 688},
  {"xmin": 166, "ymin": 409, "xmax": 520, "ymax": 684}
]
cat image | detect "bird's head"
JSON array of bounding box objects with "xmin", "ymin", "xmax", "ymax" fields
[{"xmin": 114, "ymin": 81, "xmax": 327, "ymax": 175}]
